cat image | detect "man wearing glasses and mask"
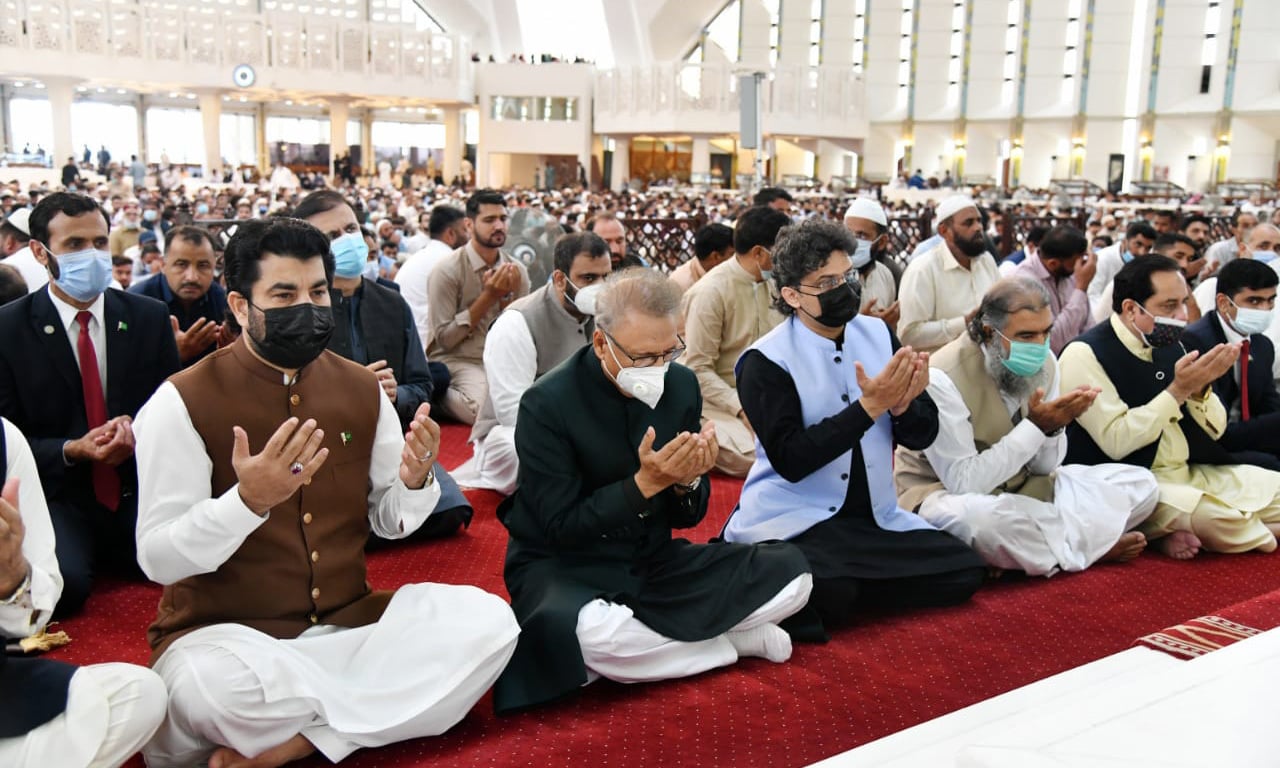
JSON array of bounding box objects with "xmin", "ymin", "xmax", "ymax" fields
[
  {"xmin": 494, "ymin": 268, "xmax": 812, "ymax": 714},
  {"xmin": 725, "ymin": 219, "xmax": 985, "ymax": 632},
  {"xmin": 454, "ymin": 232, "xmax": 612, "ymax": 496}
]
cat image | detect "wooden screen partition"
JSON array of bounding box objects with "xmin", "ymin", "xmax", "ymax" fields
[{"xmin": 621, "ymin": 216, "xmax": 708, "ymax": 272}]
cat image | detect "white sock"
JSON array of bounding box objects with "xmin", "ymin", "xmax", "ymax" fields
[{"xmin": 726, "ymin": 623, "xmax": 792, "ymax": 663}]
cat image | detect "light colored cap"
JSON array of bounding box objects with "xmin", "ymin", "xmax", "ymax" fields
[
  {"xmin": 933, "ymin": 195, "xmax": 979, "ymax": 232},
  {"xmin": 843, "ymin": 197, "xmax": 887, "ymax": 226},
  {"xmin": 3, "ymin": 207, "xmax": 30, "ymax": 236}
]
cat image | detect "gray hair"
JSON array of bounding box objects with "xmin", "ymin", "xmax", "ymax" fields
[
  {"xmin": 967, "ymin": 276, "xmax": 1052, "ymax": 343},
  {"xmin": 594, "ymin": 267, "xmax": 682, "ymax": 333},
  {"xmin": 1248, "ymin": 223, "xmax": 1280, "ymax": 248}
]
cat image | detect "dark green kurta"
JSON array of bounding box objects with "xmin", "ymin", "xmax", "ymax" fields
[{"xmin": 493, "ymin": 346, "xmax": 809, "ymax": 714}]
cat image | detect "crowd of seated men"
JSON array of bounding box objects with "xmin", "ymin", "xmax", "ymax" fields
[{"xmin": 2, "ymin": 169, "xmax": 1280, "ymax": 767}]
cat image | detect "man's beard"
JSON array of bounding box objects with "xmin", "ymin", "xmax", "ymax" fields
[
  {"xmin": 981, "ymin": 339, "xmax": 1051, "ymax": 403},
  {"xmin": 477, "ymin": 230, "xmax": 506, "ymax": 248},
  {"xmin": 955, "ymin": 232, "xmax": 987, "ymax": 257}
]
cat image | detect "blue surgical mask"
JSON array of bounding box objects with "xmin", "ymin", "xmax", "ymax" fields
[
  {"xmin": 996, "ymin": 330, "xmax": 1050, "ymax": 377},
  {"xmin": 760, "ymin": 269, "xmax": 773, "ymax": 282},
  {"xmin": 851, "ymin": 238, "xmax": 874, "ymax": 269},
  {"xmin": 331, "ymin": 230, "xmax": 370, "ymax": 279},
  {"xmin": 196, "ymin": 203, "xmax": 209, "ymax": 215},
  {"xmin": 142, "ymin": 209, "xmax": 157, "ymax": 223},
  {"xmin": 46, "ymin": 246, "xmax": 113, "ymax": 302},
  {"xmin": 1252, "ymin": 250, "xmax": 1278, "ymax": 264},
  {"xmin": 1120, "ymin": 249, "xmax": 1134, "ymax": 264}
]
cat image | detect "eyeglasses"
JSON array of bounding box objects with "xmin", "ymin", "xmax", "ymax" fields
[
  {"xmin": 605, "ymin": 331, "xmax": 685, "ymax": 368},
  {"xmin": 798, "ymin": 269, "xmax": 859, "ymax": 294}
]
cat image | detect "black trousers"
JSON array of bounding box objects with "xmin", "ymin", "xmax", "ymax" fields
[
  {"xmin": 48, "ymin": 493, "xmax": 143, "ymax": 619},
  {"xmin": 805, "ymin": 566, "xmax": 986, "ymax": 629}
]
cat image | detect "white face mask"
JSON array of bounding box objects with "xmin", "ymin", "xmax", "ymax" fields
[
  {"xmin": 1228, "ymin": 298, "xmax": 1274, "ymax": 336},
  {"xmin": 568, "ymin": 280, "xmax": 604, "ymax": 315},
  {"xmin": 605, "ymin": 336, "xmax": 668, "ymax": 409}
]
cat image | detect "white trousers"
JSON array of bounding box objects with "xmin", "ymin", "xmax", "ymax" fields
[
  {"xmin": 452, "ymin": 425, "xmax": 518, "ymax": 496},
  {"xmin": 919, "ymin": 464, "xmax": 1158, "ymax": 576},
  {"xmin": 0, "ymin": 662, "xmax": 167, "ymax": 768},
  {"xmin": 143, "ymin": 583, "xmax": 519, "ymax": 767},
  {"xmin": 574, "ymin": 573, "xmax": 812, "ymax": 684}
]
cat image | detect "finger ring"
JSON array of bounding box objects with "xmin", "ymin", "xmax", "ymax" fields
[
  {"xmin": 417, "ymin": 450, "xmax": 433, "ymax": 463},
  {"xmin": 290, "ymin": 461, "xmax": 304, "ymax": 475}
]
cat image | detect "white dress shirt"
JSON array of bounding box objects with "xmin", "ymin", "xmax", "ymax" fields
[
  {"xmin": 0, "ymin": 418, "xmax": 62, "ymax": 638},
  {"xmin": 1087, "ymin": 242, "xmax": 1126, "ymax": 320},
  {"xmin": 133, "ymin": 380, "xmax": 441, "ymax": 585},
  {"xmin": 395, "ymin": 238, "xmax": 456, "ymax": 352},
  {"xmin": 481, "ymin": 310, "xmax": 540, "ymax": 428},
  {"xmin": 922, "ymin": 367, "xmax": 1066, "ymax": 495},
  {"xmin": 48, "ymin": 286, "xmax": 107, "ymax": 387}
]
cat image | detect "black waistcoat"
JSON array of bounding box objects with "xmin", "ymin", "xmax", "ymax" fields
[
  {"xmin": 1065, "ymin": 320, "xmax": 1234, "ymax": 468},
  {"xmin": 327, "ymin": 279, "xmax": 406, "ymax": 373}
]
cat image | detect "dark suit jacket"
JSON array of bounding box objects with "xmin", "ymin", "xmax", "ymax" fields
[
  {"xmin": 1183, "ymin": 311, "xmax": 1280, "ymax": 459},
  {"xmin": 0, "ymin": 288, "xmax": 180, "ymax": 505}
]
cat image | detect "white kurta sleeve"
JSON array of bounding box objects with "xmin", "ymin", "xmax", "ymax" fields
[
  {"xmin": 367, "ymin": 384, "xmax": 442, "ymax": 539},
  {"xmin": 482, "ymin": 310, "xmax": 537, "ymax": 428},
  {"xmin": 0, "ymin": 419, "xmax": 62, "ymax": 637},
  {"xmin": 134, "ymin": 382, "xmax": 268, "ymax": 585},
  {"xmin": 1025, "ymin": 368, "xmax": 1068, "ymax": 475},
  {"xmin": 922, "ymin": 370, "xmax": 1051, "ymax": 495}
]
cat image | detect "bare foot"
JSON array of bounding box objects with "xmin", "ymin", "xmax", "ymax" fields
[
  {"xmin": 1156, "ymin": 530, "xmax": 1201, "ymax": 560},
  {"xmin": 208, "ymin": 735, "xmax": 316, "ymax": 768},
  {"xmin": 1102, "ymin": 531, "xmax": 1147, "ymax": 563}
]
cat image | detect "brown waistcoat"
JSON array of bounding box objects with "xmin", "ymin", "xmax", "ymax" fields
[
  {"xmin": 895, "ymin": 334, "xmax": 1056, "ymax": 512},
  {"xmin": 147, "ymin": 339, "xmax": 390, "ymax": 662}
]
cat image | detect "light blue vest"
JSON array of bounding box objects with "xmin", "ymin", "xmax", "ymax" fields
[{"xmin": 724, "ymin": 314, "xmax": 938, "ymax": 543}]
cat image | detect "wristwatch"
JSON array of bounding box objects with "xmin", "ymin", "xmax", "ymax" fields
[
  {"xmin": 676, "ymin": 476, "xmax": 702, "ymax": 493},
  {"xmin": 0, "ymin": 570, "xmax": 32, "ymax": 608}
]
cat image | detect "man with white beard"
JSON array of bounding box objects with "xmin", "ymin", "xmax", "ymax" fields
[{"xmin": 895, "ymin": 277, "xmax": 1159, "ymax": 576}]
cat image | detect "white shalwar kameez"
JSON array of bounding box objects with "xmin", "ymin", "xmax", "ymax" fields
[
  {"xmin": 915, "ymin": 369, "xmax": 1159, "ymax": 576},
  {"xmin": 134, "ymin": 385, "xmax": 519, "ymax": 766}
]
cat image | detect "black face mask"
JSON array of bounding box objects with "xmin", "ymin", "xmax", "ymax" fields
[
  {"xmin": 246, "ymin": 302, "xmax": 334, "ymax": 370},
  {"xmin": 806, "ymin": 281, "xmax": 861, "ymax": 328}
]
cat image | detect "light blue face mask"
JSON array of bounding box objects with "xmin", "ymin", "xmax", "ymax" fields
[
  {"xmin": 331, "ymin": 230, "xmax": 369, "ymax": 279},
  {"xmin": 1252, "ymin": 250, "xmax": 1278, "ymax": 264},
  {"xmin": 47, "ymin": 246, "xmax": 113, "ymax": 302},
  {"xmin": 851, "ymin": 238, "xmax": 874, "ymax": 269},
  {"xmin": 997, "ymin": 330, "xmax": 1050, "ymax": 377}
]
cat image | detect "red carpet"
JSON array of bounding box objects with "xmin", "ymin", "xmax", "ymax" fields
[
  {"xmin": 46, "ymin": 424, "xmax": 1280, "ymax": 767},
  {"xmin": 1135, "ymin": 586, "xmax": 1280, "ymax": 659}
]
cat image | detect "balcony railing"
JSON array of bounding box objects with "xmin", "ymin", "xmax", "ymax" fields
[
  {"xmin": 0, "ymin": 0, "xmax": 469, "ymax": 84},
  {"xmin": 594, "ymin": 63, "xmax": 865, "ymax": 123}
]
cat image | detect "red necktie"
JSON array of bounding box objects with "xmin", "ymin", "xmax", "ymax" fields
[
  {"xmin": 76, "ymin": 311, "xmax": 120, "ymax": 511},
  {"xmin": 1240, "ymin": 338, "xmax": 1251, "ymax": 422}
]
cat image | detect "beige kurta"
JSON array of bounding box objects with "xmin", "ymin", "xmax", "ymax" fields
[
  {"xmin": 682, "ymin": 257, "xmax": 782, "ymax": 476},
  {"xmin": 1058, "ymin": 315, "xmax": 1280, "ymax": 552}
]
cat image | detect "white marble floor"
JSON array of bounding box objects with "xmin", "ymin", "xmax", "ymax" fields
[{"xmin": 811, "ymin": 626, "xmax": 1280, "ymax": 768}]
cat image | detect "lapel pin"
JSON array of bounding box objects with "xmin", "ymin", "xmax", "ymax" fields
[
  {"xmin": 117, "ymin": 321, "xmax": 128, "ymax": 331},
  {"xmin": 341, "ymin": 431, "xmax": 352, "ymax": 446},
  {"xmin": 42, "ymin": 325, "xmax": 54, "ymax": 335}
]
